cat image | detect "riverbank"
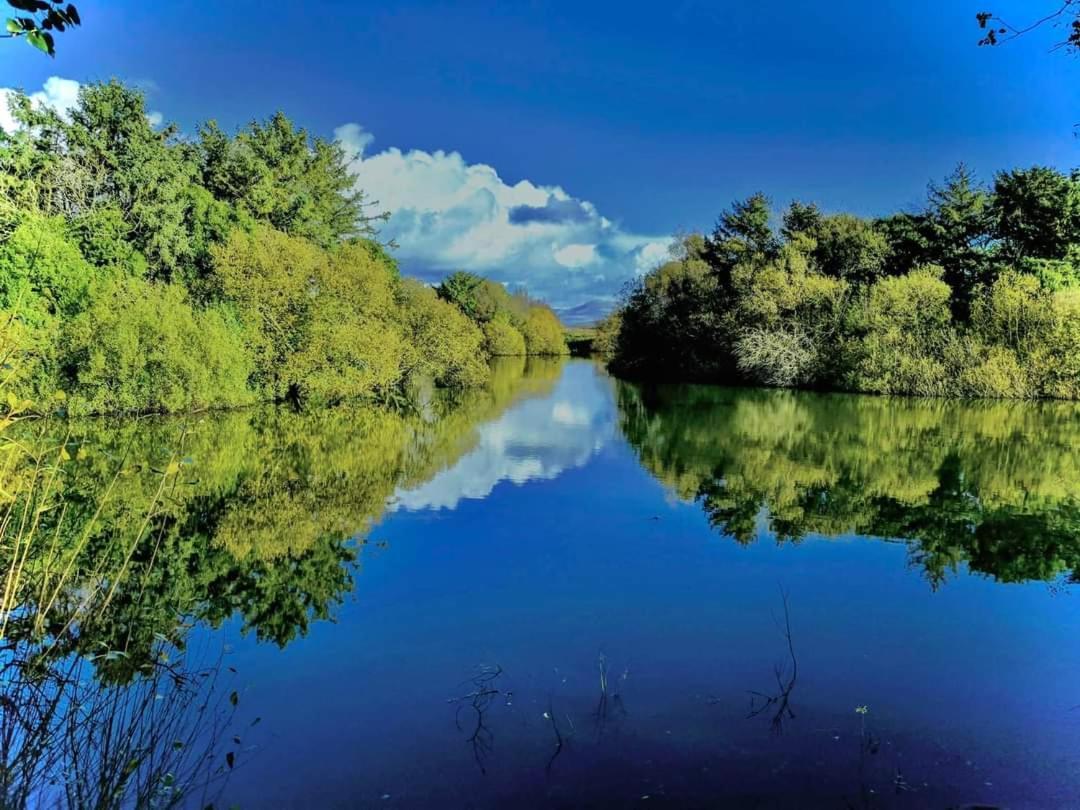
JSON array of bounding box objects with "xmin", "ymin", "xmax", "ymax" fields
[
  {"xmin": 0, "ymin": 81, "xmax": 568, "ymax": 418},
  {"xmin": 604, "ymin": 170, "xmax": 1080, "ymax": 400}
]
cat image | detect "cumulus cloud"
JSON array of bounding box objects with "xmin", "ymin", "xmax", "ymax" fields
[
  {"xmin": 0, "ymin": 76, "xmax": 81, "ymax": 133},
  {"xmin": 334, "ymin": 123, "xmax": 670, "ymax": 317},
  {"xmin": 1, "ymin": 77, "xmax": 671, "ymax": 318}
]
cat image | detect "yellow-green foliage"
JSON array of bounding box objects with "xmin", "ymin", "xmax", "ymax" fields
[
  {"xmin": 60, "ymin": 276, "xmax": 256, "ymax": 415},
  {"xmin": 972, "ymin": 270, "xmax": 1053, "ymax": 353},
  {"xmin": 593, "ymin": 312, "xmax": 622, "ymax": 356},
  {"xmin": 0, "ymin": 212, "xmax": 97, "ymax": 324},
  {"xmin": 210, "ymin": 225, "xmax": 324, "ymax": 397},
  {"xmin": 1037, "ymin": 289, "xmax": 1080, "ymax": 399},
  {"xmin": 732, "ymin": 245, "xmax": 846, "ymax": 331},
  {"xmin": 212, "ymin": 228, "xmax": 492, "ymax": 403},
  {"xmin": 0, "ymin": 310, "xmax": 58, "ymax": 403},
  {"xmin": 520, "ymin": 305, "xmax": 568, "ymax": 355},
  {"xmin": 286, "ymin": 241, "xmax": 409, "ymax": 402},
  {"xmin": 851, "ymin": 266, "xmax": 954, "ymax": 396},
  {"xmin": 398, "ymin": 279, "xmax": 490, "ymax": 387},
  {"xmin": 482, "ymin": 314, "xmax": 526, "ymax": 356}
]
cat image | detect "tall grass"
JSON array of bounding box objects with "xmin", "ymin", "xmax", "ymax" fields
[{"xmin": 0, "ymin": 320, "xmax": 238, "ymax": 809}]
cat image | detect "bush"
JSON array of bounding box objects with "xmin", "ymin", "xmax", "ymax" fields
[
  {"xmin": 0, "ymin": 309, "xmax": 59, "ymax": 404},
  {"xmin": 0, "ymin": 212, "xmax": 96, "ymax": 323},
  {"xmin": 849, "ymin": 266, "xmax": 954, "ymax": 395},
  {"xmin": 957, "ymin": 343, "xmax": 1031, "ymax": 398},
  {"xmin": 735, "ymin": 327, "xmax": 818, "ymax": 387},
  {"xmin": 286, "ymin": 240, "xmax": 407, "ymax": 402},
  {"xmin": 520, "ymin": 305, "xmax": 567, "ymax": 355},
  {"xmin": 482, "ymin": 315, "xmax": 526, "ymax": 356},
  {"xmin": 61, "ymin": 277, "xmax": 255, "ymax": 415},
  {"xmin": 972, "ymin": 269, "xmax": 1053, "ymax": 353},
  {"xmin": 1031, "ymin": 288, "xmax": 1080, "ymax": 399},
  {"xmin": 593, "ymin": 312, "xmax": 622, "ymax": 356},
  {"xmin": 398, "ymin": 280, "xmax": 489, "ymax": 388}
]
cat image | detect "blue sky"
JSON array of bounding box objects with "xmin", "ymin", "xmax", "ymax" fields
[{"xmin": 1, "ymin": 0, "xmax": 1077, "ymax": 315}]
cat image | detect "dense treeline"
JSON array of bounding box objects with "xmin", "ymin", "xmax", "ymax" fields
[
  {"xmin": 435, "ymin": 270, "xmax": 568, "ymax": 356},
  {"xmin": 0, "ymin": 80, "xmax": 549, "ymax": 415},
  {"xmin": 607, "ymin": 165, "xmax": 1080, "ymax": 399}
]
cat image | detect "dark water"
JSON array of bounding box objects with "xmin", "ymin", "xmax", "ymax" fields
[{"xmin": 10, "ymin": 358, "xmax": 1080, "ymax": 808}]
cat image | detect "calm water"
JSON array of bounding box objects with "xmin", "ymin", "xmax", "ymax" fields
[{"xmin": 12, "ymin": 358, "xmax": 1080, "ymax": 808}]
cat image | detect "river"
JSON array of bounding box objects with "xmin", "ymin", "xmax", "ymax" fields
[{"xmin": 6, "ymin": 358, "xmax": 1080, "ymax": 808}]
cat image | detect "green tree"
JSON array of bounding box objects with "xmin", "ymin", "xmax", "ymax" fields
[
  {"xmin": 992, "ymin": 166, "xmax": 1080, "ymax": 263},
  {"xmin": 704, "ymin": 193, "xmax": 778, "ymax": 289},
  {"xmin": 198, "ymin": 113, "xmax": 379, "ymax": 249},
  {"xmin": 436, "ymin": 270, "xmax": 487, "ymax": 319},
  {"xmin": 921, "ymin": 165, "xmax": 994, "ymax": 319}
]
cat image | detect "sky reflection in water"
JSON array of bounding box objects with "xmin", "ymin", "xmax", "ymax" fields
[
  {"xmin": 15, "ymin": 358, "xmax": 1076, "ymax": 808},
  {"xmin": 202, "ymin": 359, "xmax": 1080, "ymax": 809}
]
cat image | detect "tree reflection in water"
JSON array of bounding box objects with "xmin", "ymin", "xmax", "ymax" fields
[
  {"xmin": 0, "ymin": 357, "xmax": 564, "ymax": 807},
  {"xmin": 617, "ymin": 379, "xmax": 1080, "ymax": 587}
]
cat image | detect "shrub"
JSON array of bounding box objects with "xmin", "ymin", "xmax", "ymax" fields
[
  {"xmin": 283, "ymin": 240, "xmax": 410, "ymax": 403},
  {"xmin": 482, "ymin": 315, "xmax": 526, "ymax": 356},
  {"xmin": 972, "ymin": 269, "xmax": 1053, "ymax": 354},
  {"xmin": 0, "ymin": 212, "xmax": 96, "ymax": 323},
  {"xmin": 61, "ymin": 277, "xmax": 255, "ymax": 415},
  {"xmin": 0, "ymin": 309, "xmax": 59, "ymax": 404},
  {"xmin": 957, "ymin": 344, "xmax": 1031, "ymax": 398},
  {"xmin": 592, "ymin": 311, "xmax": 622, "ymax": 356},
  {"xmin": 520, "ymin": 305, "xmax": 567, "ymax": 355},
  {"xmin": 1031, "ymin": 288, "xmax": 1080, "ymax": 399},
  {"xmin": 398, "ymin": 280, "xmax": 489, "ymax": 388},
  {"xmin": 849, "ymin": 266, "xmax": 954, "ymax": 394},
  {"xmin": 210, "ymin": 225, "xmax": 325, "ymax": 397},
  {"xmin": 735, "ymin": 326, "xmax": 818, "ymax": 387}
]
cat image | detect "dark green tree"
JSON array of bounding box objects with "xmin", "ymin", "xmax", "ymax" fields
[
  {"xmin": 992, "ymin": 166, "xmax": 1080, "ymax": 262},
  {"xmin": 704, "ymin": 193, "xmax": 778, "ymax": 289},
  {"xmin": 925, "ymin": 165, "xmax": 994, "ymax": 310},
  {"xmin": 198, "ymin": 113, "xmax": 381, "ymax": 249}
]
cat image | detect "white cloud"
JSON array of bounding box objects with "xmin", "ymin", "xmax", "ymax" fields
[
  {"xmin": 553, "ymin": 243, "xmax": 598, "ymax": 268},
  {"xmin": 334, "ymin": 123, "xmax": 671, "ymax": 316},
  {"xmin": 0, "ymin": 76, "xmax": 81, "ymax": 133},
  {"xmin": 1, "ymin": 77, "xmax": 673, "ymax": 318},
  {"xmin": 1, "ymin": 76, "xmax": 163, "ymax": 132}
]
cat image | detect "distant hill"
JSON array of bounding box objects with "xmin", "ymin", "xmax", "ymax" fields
[{"xmin": 556, "ymin": 300, "xmax": 613, "ymax": 327}]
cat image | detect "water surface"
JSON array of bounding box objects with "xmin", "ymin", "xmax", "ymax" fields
[{"xmin": 14, "ymin": 358, "xmax": 1080, "ymax": 808}]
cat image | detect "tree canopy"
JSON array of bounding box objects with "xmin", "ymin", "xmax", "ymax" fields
[
  {"xmin": 0, "ymin": 80, "xmax": 570, "ymax": 415},
  {"xmin": 608, "ymin": 164, "xmax": 1080, "ymax": 400}
]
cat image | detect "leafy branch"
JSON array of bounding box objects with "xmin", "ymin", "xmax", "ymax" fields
[
  {"xmin": 3, "ymin": 0, "xmax": 80, "ymax": 56},
  {"xmin": 976, "ymin": 1, "xmax": 1080, "ymax": 52}
]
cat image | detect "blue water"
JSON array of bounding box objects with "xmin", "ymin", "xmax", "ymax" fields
[{"xmin": 203, "ymin": 360, "xmax": 1080, "ymax": 808}]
